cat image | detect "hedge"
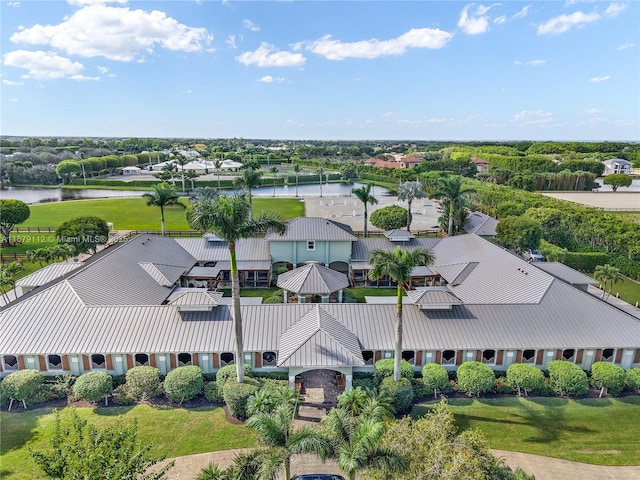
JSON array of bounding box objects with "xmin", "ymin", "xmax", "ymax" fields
[
  {"xmin": 456, "ymin": 361, "xmax": 495, "ymax": 396},
  {"xmin": 421, "ymin": 363, "xmax": 450, "ymax": 399},
  {"xmin": 548, "ymin": 360, "xmax": 588, "ymax": 396},
  {"xmin": 73, "ymin": 371, "xmax": 113, "ymax": 404},
  {"xmin": 379, "ymin": 376, "xmax": 414, "ymax": 414},
  {"xmin": 626, "ymin": 368, "xmax": 640, "ymax": 392},
  {"xmin": 163, "ymin": 366, "xmax": 204, "ymax": 404},
  {"xmin": 125, "ymin": 366, "xmax": 163, "ymax": 400},
  {"xmin": 215, "ymin": 364, "xmax": 252, "ymax": 392},
  {"xmin": 0, "ymin": 370, "xmax": 44, "ymax": 409},
  {"xmin": 223, "ymin": 379, "xmax": 260, "ymax": 419},
  {"xmin": 374, "ymin": 358, "xmax": 415, "ymax": 381},
  {"xmin": 590, "ymin": 362, "xmax": 626, "ymax": 396},
  {"xmin": 506, "ymin": 364, "xmax": 545, "ymax": 396}
]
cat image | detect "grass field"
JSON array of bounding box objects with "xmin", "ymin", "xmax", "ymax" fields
[
  {"xmin": 0, "ymin": 405, "xmax": 257, "ymax": 480},
  {"xmin": 589, "ymin": 275, "xmax": 640, "ymax": 306},
  {"xmin": 412, "ymin": 396, "xmax": 640, "ymax": 466}
]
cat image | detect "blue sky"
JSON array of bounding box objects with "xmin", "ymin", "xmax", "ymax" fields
[{"xmin": 1, "ymin": 0, "xmax": 638, "ymax": 141}]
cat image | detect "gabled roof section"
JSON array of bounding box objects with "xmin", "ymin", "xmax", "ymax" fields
[
  {"xmin": 351, "ymin": 237, "xmax": 441, "ymax": 262},
  {"xmin": 176, "ymin": 237, "xmax": 269, "ymax": 263},
  {"xmin": 266, "ymin": 217, "xmax": 357, "ymax": 242},
  {"xmin": 15, "ymin": 262, "xmax": 82, "ymax": 287},
  {"xmin": 464, "ymin": 211, "xmax": 498, "ymax": 236},
  {"xmin": 66, "ymin": 235, "xmax": 196, "ymax": 306},
  {"xmin": 407, "ymin": 287, "xmax": 462, "ymax": 309},
  {"xmin": 384, "ymin": 229, "xmax": 415, "ymax": 241},
  {"xmin": 532, "ymin": 262, "xmax": 598, "ymax": 286},
  {"xmin": 277, "ymin": 305, "xmax": 364, "ymax": 367},
  {"xmin": 277, "ymin": 263, "xmax": 349, "ymax": 294},
  {"xmin": 433, "ymin": 262, "xmax": 479, "ymax": 286},
  {"xmin": 167, "ymin": 289, "xmax": 223, "ymax": 306}
]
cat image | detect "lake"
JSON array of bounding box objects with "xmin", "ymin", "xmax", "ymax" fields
[{"xmin": 1, "ymin": 182, "xmax": 390, "ymax": 204}]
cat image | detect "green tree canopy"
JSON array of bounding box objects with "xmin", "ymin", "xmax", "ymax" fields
[
  {"xmin": 370, "ymin": 205, "xmax": 408, "ymax": 230},
  {"xmin": 55, "ymin": 216, "xmax": 110, "ymax": 254},
  {"xmin": 0, "ymin": 199, "xmax": 30, "ymax": 246},
  {"xmin": 55, "ymin": 160, "xmax": 81, "ymax": 184},
  {"xmin": 496, "ymin": 216, "xmax": 543, "ymax": 252},
  {"xmin": 602, "ymin": 173, "xmax": 633, "ymax": 192},
  {"xmin": 143, "ymin": 182, "xmax": 183, "ymax": 235}
]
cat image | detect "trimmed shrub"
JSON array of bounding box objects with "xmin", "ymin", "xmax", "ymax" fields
[
  {"xmin": 456, "ymin": 361, "xmax": 495, "ymax": 396},
  {"xmin": 506, "ymin": 363, "xmax": 545, "ymax": 396},
  {"xmin": 625, "ymin": 368, "xmax": 640, "ymax": 392},
  {"xmin": 353, "ymin": 378, "xmax": 378, "ymax": 392},
  {"xmin": 164, "ymin": 366, "xmax": 204, "ymax": 404},
  {"xmin": 252, "ymin": 371, "xmax": 288, "ymax": 381},
  {"xmin": 370, "ymin": 205, "xmax": 409, "ymax": 230},
  {"xmin": 0, "ymin": 370, "xmax": 44, "ymax": 408},
  {"xmin": 374, "ymin": 358, "xmax": 415, "ymax": 381},
  {"xmin": 548, "ymin": 360, "xmax": 588, "ymax": 396},
  {"xmin": 204, "ymin": 381, "xmax": 224, "ymax": 403},
  {"xmin": 125, "ymin": 366, "xmax": 163, "ymax": 400},
  {"xmin": 422, "ymin": 363, "xmax": 450, "ymax": 399},
  {"xmin": 493, "ymin": 377, "xmax": 514, "ymax": 394},
  {"xmin": 379, "ymin": 376, "xmax": 414, "ymax": 414},
  {"xmin": 215, "ymin": 364, "xmax": 252, "ymax": 392},
  {"xmin": 223, "ymin": 379, "xmax": 259, "ymax": 419},
  {"xmin": 590, "ymin": 362, "xmax": 625, "ymax": 396},
  {"xmin": 73, "ymin": 371, "xmax": 113, "ymax": 404},
  {"xmin": 111, "ymin": 384, "xmax": 136, "ymax": 405}
]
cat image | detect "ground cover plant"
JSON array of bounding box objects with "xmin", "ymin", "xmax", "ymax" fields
[
  {"xmin": 411, "ymin": 396, "xmax": 640, "ymax": 466},
  {"xmin": 0, "ymin": 405, "xmax": 257, "ymax": 480}
]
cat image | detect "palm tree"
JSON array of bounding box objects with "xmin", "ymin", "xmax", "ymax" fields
[
  {"xmin": 174, "ymin": 154, "xmax": 190, "ymax": 193},
  {"xmin": 397, "ymin": 181, "xmax": 426, "ymax": 232},
  {"xmin": 161, "ymin": 161, "xmax": 177, "ymax": 186},
  {"xmin": 50, "ymin": 243, "xmax": 76, "ymax": 261},
  {"xmin": 143, "ymin": 182, "xmax": 183, "ymax": 235},
  {"xmin": 246, "ymin": 404, "xmax": 333, "ymax": 480},
  {"xmin": 594, "ymin": 264, "xmax": 622, "ymax": 300},
  {"xmin": 185, "ymin": 170, "xmax": 198, "ymax": 191},
  {"xmin": 234, "ymin": 168, "xmax": 263, "ymax": 217},
  {"xmin": 321, "ymin": 407, "xmax": 406, "ymax": 480},
  {"xmin": 270, "ymin": 166, "xmax": 278, "ymax": 197},
  {"xmin": 293, "ymin": 164, "xmax": 302, "ymax": 197},
  {"xmin": 368, "ymin": 246, "xmax": 434, "ymax": 382},
  {"xmin": 352, "ymin": 183, "xmax": 378, "ymax": 237},
  {"xmin": 189, "ymin": 186, "xmax": 219, "ymax": 204},
  {"xmin": 214, "ymin": 159, "xmax": 223, "ymax": 189},
  {"xmin": 0, "ymin": 261, "xmax": 23, "ymax": 303},
  {"xmin": 432, "ymin": 176, "xmax": 477, "ymax": 237},
  {"xmin": 187, "ymin": 194, "xmax": 286, "ymax": 382},
  {"xmin": 316, "ymin": 167, "xmax": 325, "ymax": 197}
]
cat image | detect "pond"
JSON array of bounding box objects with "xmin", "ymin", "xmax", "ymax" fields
[{"xmin": 2, "ymin": 182, "xmax": 391, "ymax": 204}]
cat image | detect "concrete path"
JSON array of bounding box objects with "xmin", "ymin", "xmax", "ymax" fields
[{"xmin": 160, "ymin": 448, "xmax": 640, "ymax": 480}]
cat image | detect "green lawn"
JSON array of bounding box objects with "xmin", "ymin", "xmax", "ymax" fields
[
  {"xmin": 345, "ymin": 287, "xmax": 403, "ymax": 303},
  {"xmin": 18, "ymin": 197, "xmax": 305, "ymax": 230},
  {"xmin": 0, "ymin": 405, "xmax": 256, "ymax": 480},
  {"xmin": 589, "ymin": 275, "xmax": 640, "ymax": 306},
  {"xmin": 412, "ymin": 396, "xmax": 640, "ymax": 466}
]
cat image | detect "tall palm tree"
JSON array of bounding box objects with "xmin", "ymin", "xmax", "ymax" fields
[
  {"xmin": 397, "ymin": 181, "xmax": 426, "ymax": 232},
  {"xmin": 234, "ymin": 168, "xmax": 263, "ymax": 217},
  {"xmin": 187, "ymin": 194, "xmax": 286, "ymax": 382},
  {"xmin": 316, "ymin": 167, "xmax": 325, "ymax": 197},
  {"xmin": 213, "ymin": 159, "xmax": 223, "ymax": 189},
  {"xmin": 368, "ymin": 246, "xmax": 434, "ymax": 381},
  {"xmin": 50, "ymin": 243, "xmax": 76, "ymax": 261},
  {"xmin": 0, "ymin": 261, "xmax": 23, "ymax": 303},
  {"xmin": 174, "ymin": 154, "xmax": 190, "ymax": 193},
  {"xmin": 246, "ymin": 404, "xmax": 333, "ymax": 480},
  {"xmin": 269, "ymin": 166, "xmax": 278, "ymax": 197},
  {"xmin": 143, "ymin": 182, "xmax": 182, "ymax": 235},
  {"xmin": 321, "ymin": 407, "xmax": 406, "ymax": 480},
  {"xmin": 161, "ymin": 162, "xmax": 177, "ymax": 186},
  {"xmin": 352, "ymin": 183, "xmax": 378, "ymax": 237},
  {"xmin": 185, "ymin": 170, "xmax": 198, "ymax": 191},
  {"xmin": 432, "ymin": 175, "xmax": 477, "ymax": 237},
  {"xmin": 594, "ymin": 263, "xmax": 622, "ymax": 300},
  {"xmin": 189, "ymin": 186, "xmax": 219, "ymax": 204},
  {"xmin": 292, "ymin": 164, "xmax": 302, "ymax": 197}
]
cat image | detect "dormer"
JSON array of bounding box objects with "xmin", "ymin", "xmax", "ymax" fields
[
  {"xmin": 166, "ymin": 289, "xmax": 223, "ymax": 312},
  {"xmin": 407, "ymin": 287, "xmax": 462, "ymax": 310},
  {"xmin": 384, "ymin": 229, "xmax": 415, "ymax": 242}
]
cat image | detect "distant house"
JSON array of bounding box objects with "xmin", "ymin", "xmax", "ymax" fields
[
  {"xmin": 471, "ymin": 157, "xmax": 490, "ymax": 174},
  {"xmin": 603, "ymin": 158, "xmax": 631, "ymax": 175},
  {"xmin": 398, "ymin": 155, "xmax": 423, "ymax": 169},
  {"xmin": 364, "ymin": 155, "xmax": 422, "ymax": 169},
  {"xmin": 363, "ymin": 158, "xmax": 401, "ymax": 169}
]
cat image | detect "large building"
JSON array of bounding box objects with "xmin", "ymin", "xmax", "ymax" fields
[{"xmin": 2, "ymin": 217, "xmax": 639, "ymax": 390}]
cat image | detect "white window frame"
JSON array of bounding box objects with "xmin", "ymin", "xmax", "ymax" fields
[
  {"xmin": 522, "ymin": 349, "xmax": 536, "ymax": 364},
  {"xmin": 177, "ymin": 352, "xmax": 192, "ymax": 366},
  {"xmin": 47, "ymin": 354, "xmax": 63, "ymax": 371},
  {"xmin": 262, "ymin": 351, "xmax": 277, "ymax": 367},
  {"xmin": 2, "ymin": 355, "xmax": 19, "ymax": 371},
  {"xmin": 441, "ymin": 350, "xmax": 456, "ymax": 366},
  {"xmin": 481, "ymin": 349, "xmax": 496, "ymax": 365},
  {"xmin": 134, "ymin": 353, "xmax": 150, "ymax": 366},
  {"xmin": 91, "ymin": 354, "xmax": 107, "ymax": 370}
]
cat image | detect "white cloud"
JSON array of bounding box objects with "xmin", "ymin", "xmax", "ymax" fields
[
  {"xmin": 458, "ymin": 4, "xmax": 501, "ymax": 35},
  {"xmin": 537, "ymin": 11, "xmax": 601, "ymax": 34},
  {"xmin": 3, "ymin": 49, "xmax": 85, "ymax": 80},
  {"xmin": 494, "ymin": 15, "xmax": 507, "ymax": 24},
  {"xmin": 6, "ymin": 2, "xmax": 21, "ymax": 7},
  {"xmin": 513, "ymin": 110, "xmax": 554, "ymax": 125},
  {"xmin": 258, "ymin": 75, "xmax": 285, "ymax": 83},
  {"xmin": 226, "ymin": 34, "xmax": 237, "ymax": 49},
  {"xmin": 237, "ymin": 43, "xmax": 305, "ymax": 67},
  {"xmin": 97, "ymin": 65, "xmax": 109, "ymax": 74},
  {"xmin": 9, "ymin": 98, "xmax": 19, "ymax": 102},
  {"xmin": 585, "ymin": 108, "xmax": 604, "ymax": 115},
  {"xmin": 306, "ymin": 28, "xmax": 452, "ymax": 60},
  {"xmin": 69, "ymin": 74, "xmax": 99, "ymax": 81},
  {"xmin": 616, "ymin": 42, "xmax": 635, "ymax": 50},
  {"xmin": 2, "ymin": 79, "xmax": 24, "ymax": 85},
  {"xmin": 381, "ymin": 111, "xmax": 395, "ymax": 118},
  {"xmin": 185, "ymin": 89, "xmax": 192, "ymax": 94},
  {"xmin": 589, "ymin": 75, "xmax": 610, "ymax": 83},
  {"xmin": 243, "ymin": 19, "xmax": 260, "ymax": 32},
  {"xmin": 514, "ymin": 59, "xmax": 547, "ymax": 66},
  {"xmin": 9, "ymin": 4, "xmax": 213, "ymax": 61},
  {"xmin": 604, "ymin": 3, "xmax": 626, "ymax": 17},
  {"xmin": 512, "ymin": 5, "xmax": 530, "ymax": 19}
]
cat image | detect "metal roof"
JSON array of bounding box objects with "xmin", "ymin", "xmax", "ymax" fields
[
  {"xmin": 277, "ymin": 264, "xmax": 349, "ymax": 294},
  {"xmin": 532, "ymin": 262, "xmax": 598, "ymax": 286},
  {"xmin": 176, "ymin": 237, "xmax": 270, "ymax": 262},
  {"xmin": 277, "ymin": 306, "xmax": 364, "ymax": 367},
  {"xmin": 266, "ymin": 217, "xmax": 357, "ymax": 242},
  {"xmin": 463, "ymin": 212, "xmax": 498, "ymax": 236},
  {"xmin": 407, "ymin": 288, "xmax": 462, "ymax": 306},
  {"xmin": 167, "ymin": 289, "xmax": 223, "ymax": 306},
  {"xmin": 384, "ymin": 229, "xmax": 415, "ymax": 241},
  {"xmin": 15, "ymin": 262, "xmax": 82, "ymax": 287},
  {"xmin": 351, "ymin": 237, "xmax": 441, "ymax": 261}
]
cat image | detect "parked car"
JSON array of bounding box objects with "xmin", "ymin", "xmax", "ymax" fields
[
  {"xmin": 523, "ymin": 249, "xmax": 545, "ymax": 262},
  {"xmin": 291, "ymin": 476, "xmax": 346, "ymax": 480}
]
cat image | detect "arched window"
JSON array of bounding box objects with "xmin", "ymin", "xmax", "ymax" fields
[
  {"xmin": 220, "ymin": 352, "xmax": 234, "ymax": 366},
  {"xmin": 522, "ymin": 350, "xmax": 536, "ymax": 364},
  {"xmin": 562, "ymin": 349, "xmax": 575, "ymax": 362},
  {"xmin": 91, "ymin": 354, "xmax": 106, "ymax": 369},
  {"xmin": 262, "ymin": 352, "xmax": 277, "ymax": 367},
  {"xmin": 178, "ymin": 353, "xmax": 192, "ymax": 366},
  {"xmin": 441, "ymin": 350, "xmax": 456, "ymax": 365},
  {"xmin": 482, "ymin": 350, "xmax": 496, "ymax": 364},
  {"xmin": 402, "ymin": 350, "xmax": 415, "ymax": 365},
  {"xmin": 134, "ymin": 353, "xmax": 149, "ymax": 366},
  {"xmin": 601, "ymin": 348, "xmax": 615, "ymax": 362},
  {"xmin": 362, "ymin": 351, "xmax": 374, "ymax": 365},
  {"xmin": 48, "ymin": 354, "xmax": 63, "ymax": 370},
  {"xmin": 3, "ymin": 355, "xmax": 18, "ymax": 371}
]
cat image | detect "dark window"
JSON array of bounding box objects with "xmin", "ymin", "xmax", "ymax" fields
[
  {"xmin": 442, "ymin": 350, "xmax": 456, "ymax": 365},
  {"xmin": 402, "ymin": 350, "xmax": 415, "ymax": 365},
  {"xmin": 91, "ymin": 354, "xmax": 106, "ymax": 369},
  {"xmin": 307, "ymin": 241, "xmax": 315, "ymax": 251},
  {"xmin": 220, "ymin": 352, "xmax": 234, "ymax": 366},
  {"xmin": 3, "ymin": 355, "xmax": 18, "ymax": 370},
  {"xmin": 178, "ymin": 353, "xmax": 192, "ymax": 366},
  {"xmin": 362, "ymin": 350, "xmax": 374, "ymax": 365},
  {"xmin": 562, "ymin": 349, "xmax": 575, "ymax": 362},
  {"xmin": 48, "ymin": 354, "xmax": 62, "ymax": 369},
  {"xmin": 262, "ymin": 351, "xmax": 277, "ymax": 366},
  {"xmin": 601, "ymin": 348, "xmax": 615, "ymax": 362},
  {"xmin": 134, "ymin": 353, "xmax": 149, "ymax": 366},
  {"xmin": 482, "ymin": 350, "xmax": 496, "ymax": 364},
  {"xmin": 522, "ymin": 350, "xmax": 536, "ymax": 363}
]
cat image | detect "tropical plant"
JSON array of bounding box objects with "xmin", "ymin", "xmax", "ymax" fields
[
  {"xmin": 189, "ymin": 186, "xmax": 219, "ymax": 204},
  {"xmin": 0, "ymin": 261, "xmax": 23, "ymax": 302},
  {"xmin": 352, "ymin": 183, "xmax": 378, "ymax": 237},
  {"xmin": 594, "ymin": 263, "xmax": 622, "ymax": 299},
  {"xmin": 185, "ymin": 169, "xmax": 199, "ymax": 190},
  {"xmin": 143, "ymin": 182, "xmax": 183, "ymax": 235},
  {"xmin": 0, "ymin": 199, "xmax": 30, "ymax": 246},
  {"xmin": 49, "ymin": 243, "xmax": 76, "ymax": 261},
  {"xmin": 161, "ymin": 161, "xmax": 177, "ymax": 185},
  {"xmin": 337, "ymin": 386, "xmax": 370, "ymax": 416},
  {"xmin": 213, "ymin": 158, "xmax": 223, "ymax": 189},
  {"xmin": 397, "ymin": 181, "xmax": 426, "ymax": 232},
  {"xmin": 234, "ymin": 168, "xmax": 263, "ymax": 217},
  {"xmin": 368, "ymin": 246, "xmax": 434, "ymax": 381},
  {"xmin": 187, "ymin": 195, "xmax": 286, "ymax": 382},
  {"xmin": 432, "ymin": 175, "xmax": 477, "ymax": 236},
  {"xmin": 223, "ymin": 378, "xmax": 259, "ymax": 419},
  {"xmin": 270, "ymin": 166, "xmax": 279, "ymax": 197},
  {"xmin": 174, "ymin": 153, "xmax": 189, "ymax": 193},
  {"xmin": 293, "ymin": 163, "xmax": 301, "ymax": 197}
]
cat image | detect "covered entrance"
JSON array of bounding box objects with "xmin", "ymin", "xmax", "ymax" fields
[{"xmin": 295, "ymin": 369, "xmax": 346, "ymax": 405}]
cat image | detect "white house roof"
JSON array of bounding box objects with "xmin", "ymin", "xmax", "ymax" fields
[
  {"xmin": 277, "ymin": 263, "xmax": 349, "ymax": 294},
  {"xmin": 15, "ymin": 262, "xmax": 82, "ymax": 287},
  {"xmin": 464, "ymin": 211, "xmax": 498, "ymax": 236},
  {"xmin": 407, "ymin": 287, "xmax": 462, "ymax": 306},
  {"xmin": 532, "ymin": 262, "xmax": 598, "ymax": 286},
  {"xmin": 266, "ymin": 217, "xmax": 357, "ymax": 242}
]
